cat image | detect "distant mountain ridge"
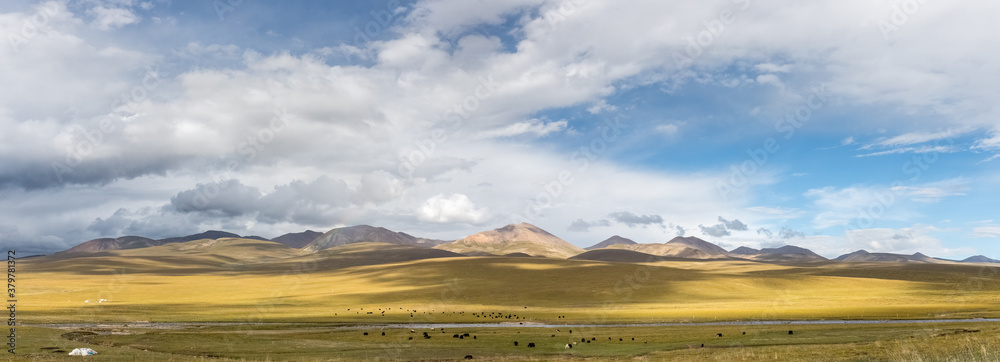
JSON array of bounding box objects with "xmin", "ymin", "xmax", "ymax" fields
[
  {"xmin": 601, "ymin": 236, "xmax": 730, "ymax": 259},
  {"xmin": 56, "ymin": 224, "xmax": 998, "ymax": 264},
  {"xmin": 962, "ymin": 255, "xmax": 1000, "ymax": 264},
  {"xmin": 64, "ymin": 236, "xmax": 159, "ymax": 253},
  {"xmin": 64, "ymin": 231, "xmax": 245, "ymax": 253},
  {"xmin": 834, "ymin": 250, "xmax": 939, "ymax": 263},
  {"xmin": 728, "ymin": 245, "xmax": 827, "ymax": 262}
]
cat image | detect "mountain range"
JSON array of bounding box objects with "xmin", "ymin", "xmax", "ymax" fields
[{"xmin": 57, "ymin": 223, "xmax": 999, "ymax": 265}]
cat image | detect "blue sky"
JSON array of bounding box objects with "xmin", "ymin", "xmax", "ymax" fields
[{"xmin": 1, "ymin": 0, "xmax": 998, "ymax": 258}]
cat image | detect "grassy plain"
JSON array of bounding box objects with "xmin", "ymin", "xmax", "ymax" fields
[
  {"xmin": 13, "ymin": 322, "xmax": 1000, "ymax": 361},
  {"xmin": 15, "ymin": 240, "xmax": 1000, "ymax": 360}
]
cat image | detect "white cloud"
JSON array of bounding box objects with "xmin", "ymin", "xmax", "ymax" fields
[
  {"xmin": 745, "ymin": 206, "xmax": 804, "ymax": 220},
  {"xmin": 655, "ymin": 123, "xmax": 679, "ymax": 136},
  {"xmin": 972, "ymin": 226, "xmax": 1000, "ymax": 238},
  {"xmin": 474, "ymin": 119, "xmax": 568, "ymax": 139},
  {"xmin": 890, "ymin": 179, "xmax": 968, "ymax": 203},
  {"xmin": 755, "ymin": 74, "xmax": 783, "ymax": 87},
  {"xmin": 87, "ymin": 6, "xmax": 139, "ymax": 30},
  {"xmin": 843, "ymin": 225, "xmax": 967, "ymax": 256},
  {"xmin": 803, "ymin": 180, "xmax": 966, "ymax": 229},
  {"xmin": 755, "ymin": 63, "xmax": 792, "ymax": 73},
  {"xmin": 856, "ymin": 145, "xmax": 960, "ymax": 157},
  {"xmin": 587, "ymin": 99, "xmax": 616, "ymax": 114},
  {"xmin": 416, "ymin": 193, "xmax": 488, "ymax": 224},
  {"xmin": 4, "ymin": 0, "xmax": 1000, "ymax": 255}
]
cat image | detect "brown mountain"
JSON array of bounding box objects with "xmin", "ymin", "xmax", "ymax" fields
[
  {"xmin": 434, "ymin": 223, "xmax": 584, "ymax": 258},
  {"xmin": 271, "ymin": 230, "xmax": 324, "ymax": 248},
  {"xmin": 730, "ymin": 246, "xmax": 760, "ymax": 255},
  {"xmin": 304, "ymin": 225, "xmax": 447, "ymax": 252},
  {"xmin": 961, "ymin": 255, "xmax": 1000, "ymax": 264},
  {"xmin": 64, "ymin": 236, "xmax": 158, "ymax": 253},
  {"xmin": 736, "ymin": 245, "xmax": 827, "ymax": 262},
  {"xmin": 601, "ymin": 236, "xmax": 730, "ymax": 259},
  {"xmin": 585, "ymin": 235, "xmax": 637, "ymax": 250},
  {"xmin": 666, "ymin": 236, "xmax": 729, "ymax": 255},
  {"xmin": 156, "ymin": 230, "xmax": 242, "ymax": 244},
  {"xmin": 63, "ymin": 230, "xmax": 255, "ymax": 254}
]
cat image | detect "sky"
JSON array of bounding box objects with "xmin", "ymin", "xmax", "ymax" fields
[{"xmin": 1, "ymin": 0, "xmax": 998, "ymax": 258}]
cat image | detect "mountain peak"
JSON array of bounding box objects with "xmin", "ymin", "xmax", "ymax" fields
[
  {"xmin": 438, "ymin": 223, "xmax": 583, "ymax": 258},
  {"xmin": 585, "ymin": 235, "xmax": 637, "ymax": 250},
  {"xmin": 730, "ymin": 246, "xmax": 760, "ymax": 255},
  {"xmin": 665, "ymin": 236, "xmax": 728, "ymax": 255},
  {"xmin": 304, "ymin": 225, "xmax": 424, "ymax": 251}
]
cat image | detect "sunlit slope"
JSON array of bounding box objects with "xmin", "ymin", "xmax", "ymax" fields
[
  {"xmin": 28, "ymin": 238, "xmax": 298, "ymax": 275},
  {"xmin": 22, "ymin": 247, "xmax": 1000, "ymax": 324},
  {"xmin": 435, "ymin": 222, "xmax": 584, "ymax": 258}
]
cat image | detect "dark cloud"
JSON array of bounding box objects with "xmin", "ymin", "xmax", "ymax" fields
[
  {"xmin": 756, "ymin": 227, "xmax": 774, "ymax": 238},
  {"xmin": 607, "ymin": 211, "xmax": 664, "ymax": 228},
  {"xmin": 674, "ymin": 225, "xmax": 686, "ymax": 236},
  {"xmin": 779, "ymin": 227, "xmax": 806, "ymax": 239},
  {"xmin": 569, "ymin": 211, "xmax": 664, "ymax": 232},
  {"xmin": 699, "ymin": 224, "xmax": 730, "ymax": 237},
  {"xmin": 718, "ymin": 216, "xmax": 748, "ymax": 231},
  {"xmin": 171, "ymin": 179, "xmax": 262, "ymax": 216},
  {"xmin": 567, "ymin": 218, "xmax": 610, "ymax": 232},
  {"xmin": 257, "ymin": 176, "xmax": 353, "ymax": 224}
]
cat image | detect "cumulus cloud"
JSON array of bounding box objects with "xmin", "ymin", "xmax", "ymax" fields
[
  {"xmin": 4, "ymin": 0, "xmax": 1000, "ymax": 256},
  {"xmin": 699, "ymin": 224, "xmax": 729, "ymax": 237},
  {"xmin": 87, "ymin": 6, "xmax": 139, "ymax": 30},
  {"xmin": 778, "ymin": 227, "xmax": 805, "ymax": 239},
  {"xmin": 567, "ymin": 218, "xmax": 610, "ymax": 232},
  {"xmin": 416, "ymin": 193, "xmax": 489, "ymax": 224},
  {"xmin": 608, "ymin": 212, "xmax": 664, "ymax": 228},
  {"xmin": 718, "ymin": 216, "xmax": 748, "ymax": 231},
  {"xmin": 171, "ymin": 180, "xmax": 262, "ymax": 216},
  {"xmin": 569, "ymin": 211, "xmax": 665, "ymax": 231}
]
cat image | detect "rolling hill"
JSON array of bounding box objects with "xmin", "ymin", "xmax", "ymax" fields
[
  {"xmin": 434, "ymin": 222, "xmax": 584, "ymax": 258},
  {"xmin": 585, "ymin": 235, "xmax": 637, "ymax": 250},
  {"xmin": 570, "ymin": 248, "xmax": 666, "ymax": 262},
  {"xmin": 63, "ymin": 236, "xmax": 159, "ymax": 253},
  {"xmin": 63, "ymin": 230, "xmax": 250, "ymax": 254}
]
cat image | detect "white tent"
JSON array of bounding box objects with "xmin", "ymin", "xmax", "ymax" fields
[{"xmin": 68, "ymin": 348, "xmax": 98, "ymax": 356}]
